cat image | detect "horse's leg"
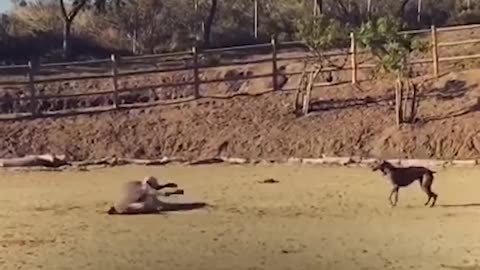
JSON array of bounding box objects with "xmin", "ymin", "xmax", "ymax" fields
[
  {"xmin": 158, "ymin": 183, "xmax": 178, "ymax": 190},
  {"xmin": 163, "ymin": 189, "xmax": 185, "ymax": 197}
]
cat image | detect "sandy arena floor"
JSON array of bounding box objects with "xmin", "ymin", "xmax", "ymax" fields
[{"xmin": 1, "ymin": 164, "xmax": 480, "ymax": 270}]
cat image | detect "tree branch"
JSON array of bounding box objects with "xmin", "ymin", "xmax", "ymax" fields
[
  {"xmin": 59, "ymin": 0, "xmax": 68, "ymax": 20},
  {"xmin": 397, "ymin": 0, "xmax": 411, "ymax": 17},
  {"xmin": 67, "ymin": 0, "xmax": 88, "ymax": 21},
  {"xmin": 335, "ymin": 0, "xmax": 350, "ymax": 18}
]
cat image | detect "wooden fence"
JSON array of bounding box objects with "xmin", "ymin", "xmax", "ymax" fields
[{"xmin": 1, "ymin": 23, "xmax": 480, "ymax": 119}]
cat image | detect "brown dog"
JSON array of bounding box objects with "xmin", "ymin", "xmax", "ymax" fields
[{"xmin": 372, "ymin": 160, "xmax": 438, "ymax": 207}]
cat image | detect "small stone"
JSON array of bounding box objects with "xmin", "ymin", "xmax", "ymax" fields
[{"xmin": 258, "ymin": 178, "xmax": 279, "ymax": 184}]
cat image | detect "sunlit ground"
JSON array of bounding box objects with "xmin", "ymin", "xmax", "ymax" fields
[{"xmin": 1, "ymin": 164, "xmax": 480, "ymax": 270}]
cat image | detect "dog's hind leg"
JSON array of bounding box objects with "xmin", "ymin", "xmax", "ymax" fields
[
  {"xmin": 389, "ymin": 186, "xmax": 399, "ymax": 207},
  {"xmin": 420, "ymin": 180, "xmax": 432, "ymax": 206},
  {"xmin": 422, "ymin": 190, "xmax": 438, "ymax": 207},
  {"xmin": 429, "ymin": 192, "xmax": 438, "ymax": 207},
  {"xmin": 421, "ymin": 174, "xmax": 438, "ymax": 207}
]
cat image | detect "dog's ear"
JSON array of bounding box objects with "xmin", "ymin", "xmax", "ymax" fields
[{"xmin": 370, "ymin": 160, "xmax": 380, "ymax": 171}]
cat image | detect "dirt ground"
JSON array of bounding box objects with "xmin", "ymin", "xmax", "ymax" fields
[{"xmin": 1, "ymin": 164, "xmax": 480, "ymax": 270}]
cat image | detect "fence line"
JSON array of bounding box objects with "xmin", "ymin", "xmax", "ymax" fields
[
  {"xmin": 0, "ymin": 21, "xmax": 471, "ymax": 73},
  {"xmin": 42, "ymin": 58, "xmax": 111, "ymax": 68},
  {"xmin": 1, "ymin": 23, "xmax": 480, "ymax": 118}
]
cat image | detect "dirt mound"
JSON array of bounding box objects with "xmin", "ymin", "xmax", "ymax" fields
[
  {"xmin": 0, "ymin": 68, "xmax": 479, "ymax": 161},
  {"xmin": 0, "ymin": 60, "xmax": 480, "ymax": 160}
]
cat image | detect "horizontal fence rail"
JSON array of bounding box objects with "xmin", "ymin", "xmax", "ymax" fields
[{"xmin": 0, "ymin": 23, "xmax": 480, "ymax": 119}]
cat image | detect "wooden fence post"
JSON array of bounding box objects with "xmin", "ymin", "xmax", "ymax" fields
[
  {"xmin": 110, "ymin": 54, "xmax": 119, "ymax": 109},
  {"xmin": 350, "ymin": 32, "xmax": 358, "ymax": 84},
  {"xmin": 395, "ymin": 77, "xmax": 403, "ymax": 126},
  {"xmin": 431, "ymin": 25, "xmax": 439, "ymax": 78},
  {"xmin": 253, "ymin": 0, "xmax": 259, "ymax": 39},
  {"xmin": 27, "ymin": 61, "xmax": 37, "ymax": 115},
  {"xmin": 271, "ymin": 36, "xmax": 278, "ymax": 91},
  {"xmin": 192, "ymin": 46, "xmax": 200, "ymax": 99}
]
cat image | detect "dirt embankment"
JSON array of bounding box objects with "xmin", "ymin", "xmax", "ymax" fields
[{"xmin": 0, "ymin": 68, "xmax": 479, "ymax": 161}]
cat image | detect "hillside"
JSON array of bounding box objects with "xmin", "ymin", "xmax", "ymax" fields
[
  {"xmin": 0, "ymin": 67, "xmax": 479, "ymax": 161},
  {"xmin": 1, "ymin": 25, "xmax": 480, "ymax": 161}
]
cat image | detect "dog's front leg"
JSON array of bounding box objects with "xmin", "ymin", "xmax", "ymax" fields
[{"xmin": 389, "ymin": 186, "xmax": 399, "ymax": 207}]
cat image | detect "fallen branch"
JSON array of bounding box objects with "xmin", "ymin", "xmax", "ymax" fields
[
  {"xmin": 0, "ymin": 154, "xmax": 70, "ymax": 168},
  {"xmin": 188, "ymin": 158, "xmax": 224, "ymax": 165},
  {"xmin": 1, "ymin": 154, "xmax": 479, "ymax": 171}
]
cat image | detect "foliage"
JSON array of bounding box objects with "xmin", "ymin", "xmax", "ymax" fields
[
  {"xmin": 109, "ymin": 0, "xmax": 194, "ymax": 53},
  {"xmin": 259, "ymin": 0, "xmax": 306, "ymax": 41},
  {"xmin": 9, "ymin": 0, "xmax": 62, "ymax": 36},
  {"xmin": 357, "ymin": 17, "xmax": 427, "ymax": 77},
  {"xmin": 1, "ymin": 0, "xmax": 480, "ymax": 62},
  {"xmin": 295, "ymin": 14, "xmax": 350, "ymax": 70},
  {"xmin": 357, "ymin": 16, "xmax": 428, "ymax": 125},
  {"xmin": 296, "ymin": 15, "xmax": 349, "ymax": 53}
]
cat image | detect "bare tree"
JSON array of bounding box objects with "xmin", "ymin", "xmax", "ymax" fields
[
  {"xmin": 203, "ymin": 0, "xmax": 217, "ymax": 48},
  {"xmin": 314, "ymin": 0, "xmax": 323, "ymax": 15},
  {"xmin": 59, "ymin": 0, "xmax": 87, "ymax": 59},
  {"xmin": 113, "ymin": 0, "xmax": 188, "ymax": 54},
  {"xmin": 398, "ymin": 0, "xmax": 411, "ymax": 17}
]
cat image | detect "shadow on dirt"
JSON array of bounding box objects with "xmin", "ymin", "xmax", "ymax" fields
[
  {"xmin": 422, "ymin": 80, "xmax": 476, "ymax": 100},
  {"xmin": 308, "ymin": 79, "xmax": 479, "ymax": 122},
  {"xmin": 437, "ymin": 203, "xmax": 480, "ymax": 208},
  {"xmin": 441, "ymin": 264, "xmax": 480, "ymax": 270},
  {"xmin": 160, "ymin": 202, "xmax": 210, "ymax": 212},
  {"xmin": 106, "ymin": 202, "xmax": 210, "ymax": 215}
]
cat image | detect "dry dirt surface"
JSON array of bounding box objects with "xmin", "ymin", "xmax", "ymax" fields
[{"xmin": 1, "ymin": 164, "xmax": 480, "ymax": 270}]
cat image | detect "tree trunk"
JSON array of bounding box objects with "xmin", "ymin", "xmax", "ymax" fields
[
  {"xmin": 398, "ymin": 0, "xmax": 410, "ymax": 17},
  {"xmin": 409, "ymin": 81, "xmax": 417, "ymax": 123},
  {"xmin": 316, "ymin": 0, "xmax": 323, "ymax": 15},
  {"xmin": 59, "ymin": 0, "xmax": 87, "ymax": 60},
  {"xmin": 94, "ymin": 0, "xmax": 107, "ymax": 13},
  {"xmin": 63, "ymin": 20, "xmax": 72, "ymax": 59},
  {"xmin": 203, "ymin": 0, "xmax": 218, "ymax": 48},
  {"xmin": 395, "ymin": 77, "xmax": 403, "ymax": 126},
  {"xmin": 403, "ymin": 78, "xmax": 409, "ymax": 122}
]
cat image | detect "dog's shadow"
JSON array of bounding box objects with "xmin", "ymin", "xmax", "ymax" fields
[
  {"xmin": 441, "ymin": 264, "xmax": 480, "ymax": 270},
  {"xmin": 404, "ymin": 203, "xmax": 480, "ymax": 209},
  {"xmin": 437, "ymin": 203, "xmax": 480, "ymax": 208}
]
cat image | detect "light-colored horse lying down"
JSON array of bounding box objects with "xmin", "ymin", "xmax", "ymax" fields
[
  {"xmin": 107, "ymin": 176, "xmax": 184, "ymax": 215},
  {"xmin": 107, "ymin": 176, "xmax": 207, "ymax": 215}
]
